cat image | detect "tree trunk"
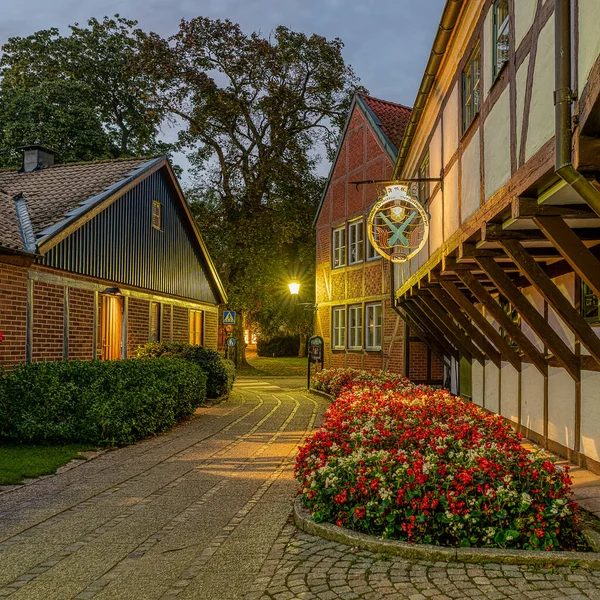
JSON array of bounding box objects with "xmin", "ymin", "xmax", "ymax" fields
[
  {"xmin": 298, "ymin": 332, "xmax": 307, "ymax": 358},
  {"xmin": 233, "ymin": 310, "xmax": 251, "ymax": 368}
]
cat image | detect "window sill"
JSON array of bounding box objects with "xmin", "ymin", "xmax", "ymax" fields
[
  {"xmin": 348, "ymin": 260, "xmax": 364, "ymax": 267},
  {"xmin": 365, "ymin": 347, "xmax": 382, "ymax": 352},
  {"xmin": 491, "ymin": 61, "xmax": 509, "ymax": 89}
]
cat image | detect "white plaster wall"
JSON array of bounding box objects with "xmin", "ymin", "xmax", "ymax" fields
[
  {"xmin": 516, "ymin": 56, "xmax": 529, "ymax": 158},
  {"xmin": 526, "ymin": 15, "xmax": 555, "ymax": 161},
  {"xmin": 547, "ymin": 367, "xmax": 576, "ymax": 451},
  {"xmin": 500, "ymin": 362, "xmax": 519, "ymax": 423},
  {"xmin": 442, "ymin": 84, "xmax": 459, "ymax": 166},
  {"xmin": 522, "ymin": 286, "xmax": 545, "ymax": 352},
  {"xmin": 429, "ymin": 122, "xmax": 443, "ymax": 181},
  {"xmin": 472, "ymin": 360, "xmax": 484, "ymax": 406},
  {"xmin": 482, "ymin": 7, "xmax": 493, "ymax": 96},
  {"xmin": 429, "ymin": 190, "xmax": 443, "ymax": 254},
  {"xmin": 484, "ymin": 89, "xmax": 511, "ymax": 201},
  {"xmin": 578, "ymin": 1, "xmax": 600, "ymax": 96},
  {"xmin": 515, "ymin": 1, "xmax": 537, "ymax": 49},
  {"xmin": 443, "ymin": 163, "xmax": 459, "ymax": 241},
  {"xmin": 484, "ymin": 362, "xmax": 500, "ymax": 413},
  {"xmin": 461, "ymin": 132, "xmax": 481, "ymax": 222},
  {"xmin": 547, "ymin": 273, "xmax": 576, "ymax": 352},
  {"xmin": 520, "ymin": 363, "xmax": 545, "ymax": 436},
  {"xmin": 581, "ymin": 370, "xmax": 600, "ymax": 463}
]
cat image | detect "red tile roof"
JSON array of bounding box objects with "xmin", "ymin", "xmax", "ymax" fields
[{"xmin": 360, "ymin": 94, "xmax": 412, "ymax": 152}]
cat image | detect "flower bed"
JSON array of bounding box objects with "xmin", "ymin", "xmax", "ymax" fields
[
  {"xmin": 311, "ymin": 367, "xmax": 413, "ymax": 398},
  {"xmin": 296, "ymin": 368, "xmax": 579, "ymax": 551}
]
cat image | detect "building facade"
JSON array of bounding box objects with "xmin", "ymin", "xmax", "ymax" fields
[
  {"xmin": 314, "ymin": 93, "xmax": 443, "ymax": 382},
  {"xmin": 0, "ymin": 150, "xmax": 226, "ymax": 368},
  {"xmin": 391, "ymin": 0, "xmax": 600, "ymax": 473}
]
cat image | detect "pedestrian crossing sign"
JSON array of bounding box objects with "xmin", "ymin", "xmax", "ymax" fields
[{"xmin": 223, "ymin": 311, "xmax": 236, "ymax": 325}]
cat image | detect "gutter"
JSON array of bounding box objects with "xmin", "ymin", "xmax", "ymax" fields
[
  {"xmin": 555, "ymin": 0, "xmax": 600, "ymax": 216},
  {"xmin": 393, "ymin": 0, "xmax": 465, "ymax": 179}
]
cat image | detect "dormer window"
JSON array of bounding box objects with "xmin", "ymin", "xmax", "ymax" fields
[{"xmin": 152, "ymin": 200, "xmax": 162, "ymax": 230}]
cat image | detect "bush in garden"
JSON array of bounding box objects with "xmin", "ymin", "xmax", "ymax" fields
[
  {"xmin": 311, "ymin": 367, "xmax": 413, "ymax": 398},
  {"xmin": 296, "ymin": 370, "xmax": 579, "ymax": 551},
  {"xmin": 135, "ymin": 342, "xmax": 235, "ymax": 398},
  {"xmin": 0, "ymin": 358, "xmax": 206, "ymax": 445},
  {"xmin": 257, "ymin": 334, "xmax": 299, "ymax": 357}
]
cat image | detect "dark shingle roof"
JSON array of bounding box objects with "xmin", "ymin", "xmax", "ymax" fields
[
  {"xmin": 360, "ymin": 94, "xmax": 412, "ymax": 152},
  {"xmin": 0, "ymin": 157, "xmax": 159, "ymax": 252}
]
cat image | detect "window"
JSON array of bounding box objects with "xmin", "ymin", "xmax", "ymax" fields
[
  {"xmin": 348, "ymin": 305, "xmax": 363, "ymax": 350},
  {"xmin": 365, "ymin": 304, "xmax": 382, "ymax": 351},
  {"xmin": 332, "ymin": 306, "xmax": 346, "ymax": 350},
  {"xmin": 462, "ymin": 43, "xmax": 481, "ymax": 133},
  {"xmin": 366, "ymin": 234, "xmax": 380, "ymax": 260},
  {"xmin": 333, "ymin": 226, "xmax": 346, "ymax": 268},
  {"xmin": 152, "ymin": 200, "xmax": 162, "ymax": 230},
  {"xmin": 582, "ymin": 282, "xmax": 599, "ymax": 323},
  {"xmin": 418, "ymin": 152, "xmax": 430, "ymax": 204},
  {"xmin": 189, "ymin": 309, "xmax": 203, "ymax": 345},
  {"xmin": 150, "ymin": 302, "xmax": 161, "ymax": 342},
  {"xmin": 492, "ymin": 0, "xmax": 510, "ymax": 80},
  {"xmin": 348, "ymin": 220, "xmax": 364, "ymax": 265}
]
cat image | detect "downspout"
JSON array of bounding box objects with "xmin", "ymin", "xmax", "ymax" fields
[{"xmin": 555, "ymin": 0, "xmax": 600, "ymax": 216}]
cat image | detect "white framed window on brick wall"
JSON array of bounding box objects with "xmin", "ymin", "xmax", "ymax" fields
[
  {"xmin": 348, "ymin": 305, "xmax": 363, "ymax": 350},
  {"xmin": 365, "ymin": 303, "xmax": 383, "ymax": 351},
  {"xmin": 366, "ymin": 234, "xmax": 380, "ymax": 261},
  {"xmin": 332, "ymin": 226, "xmax": 346, "ymax": 269},
  {"xmin": 332, "ymin": 306, "xmax": 346, "ymax": 350},
  {"xmin": 348, "ymin": 220, "xmax": 364, "ymax": 265}
]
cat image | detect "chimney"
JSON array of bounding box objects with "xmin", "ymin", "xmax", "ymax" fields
[{"xmin": 18, "ymin": 145, "xmax": 56, "ymax": 172}]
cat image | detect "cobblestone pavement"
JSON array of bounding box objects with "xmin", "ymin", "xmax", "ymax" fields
[{"xmin": 2, "ymin": 377, "xmax": 600, "ymax": 600}]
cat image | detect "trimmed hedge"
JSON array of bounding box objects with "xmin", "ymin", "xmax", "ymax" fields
[
  {"xmin": 135, "ymin": 342, "xmax": 235, "ymax": 398},
  {"xmin": 0, "ymin": 358, "xmax": 207, "ymax": 445},
  {"xmin": 257, "ymin": 334, "xmax": 300, "ymax": 357}
]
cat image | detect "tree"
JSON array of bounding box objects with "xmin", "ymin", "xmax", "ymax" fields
[
  {"xmin": 138, "ymin": 18, "xmax": 363, "ymax": 366},
  {"xmin": 0, "ymin": 16, "xmax": 168, "ymax": 167}
]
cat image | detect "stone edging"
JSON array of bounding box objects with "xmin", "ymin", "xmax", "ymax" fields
[
  {"xmin": 308, "ymin": 389, "xmax": 334, "ymax": 401},
  {"xmin": 294, "ymin": 497, "xmax": 600, "ymax": 569}
]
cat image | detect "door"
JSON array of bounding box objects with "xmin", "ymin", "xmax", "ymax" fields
[{"xmin": 101, "ymin": 295, "xmax": 123, "ymax": 360}]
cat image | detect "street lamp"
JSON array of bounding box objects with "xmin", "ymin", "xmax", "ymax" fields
[{"xmin": 288, "ymin": 281, "xmax": 300, "ymax": 295}]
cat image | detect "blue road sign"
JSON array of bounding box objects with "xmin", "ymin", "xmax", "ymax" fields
[
  {"xmin": 226, "ymin": 337, "xmax": 237, "ymax": 347},
  {"xmin": 223, "ymin": 311, "xmax": 236, "ymax": 325}
]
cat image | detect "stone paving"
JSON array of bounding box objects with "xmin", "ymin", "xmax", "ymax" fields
[{"xmin": 0, "ymin": 376, "xmax": 600, "ymax": 599}]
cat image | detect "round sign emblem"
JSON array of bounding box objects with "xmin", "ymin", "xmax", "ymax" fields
[
  {"xmin": 226, "ymin": 337, "xmax": 237, "ymax": 347},
  {"xmin": 367, "ymin": 184, "xmax": 429, "ymax": 263},
  {"xmin": 224, "ymin": 324, "xmax": 234, "ymax": 333}
]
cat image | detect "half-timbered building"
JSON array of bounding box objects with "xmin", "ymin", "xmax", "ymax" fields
[
  {"xmin": 0, "ymin": 148, "xmax": 226, "ymax": 368},
  {"xmin": 391, "ymin": 0, "xmax": 600, "ymax": 473}
]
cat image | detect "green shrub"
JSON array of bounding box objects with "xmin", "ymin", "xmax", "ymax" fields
[
  {"xmin": 257, "ymin": 334, "xmax": 300, "ymax": 357},
  {"xmin": 135, "ymin": 342, "xmax": 235, "ymax": 398},
  {"xmin": 0, "ymin": 359, "xmax": 207, "ymax": 445}
]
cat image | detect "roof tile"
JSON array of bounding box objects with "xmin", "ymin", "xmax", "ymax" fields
[{"xmin": 360, "ymin": 94, "xmax": 412, "ymax": 152}]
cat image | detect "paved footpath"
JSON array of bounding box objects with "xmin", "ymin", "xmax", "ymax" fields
[{"xmin": 1, "ymin": 377, "xmax": 600, "ymax": 600}]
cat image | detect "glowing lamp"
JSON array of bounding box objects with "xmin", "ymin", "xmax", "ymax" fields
[{"xmin": 288, "ymin": 281, "xmax": 300, "ymax": 295}]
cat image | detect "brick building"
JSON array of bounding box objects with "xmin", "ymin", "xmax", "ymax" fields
[
  {"xmin": 0, "ymin": 148, "xmax": 226, "ymax": 368},
  {"xmin": 313, "ymin": 93, "xmax": 443, "ymax": 383}
]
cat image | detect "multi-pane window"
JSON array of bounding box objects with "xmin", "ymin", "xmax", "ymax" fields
[
  {"xmin": 152, "ymin": 200, "xmax": 162, "ymax": 230},
  {"xmin": 333, "ymin": 226, "xmax": 346, "ymax": 268},
  {"xmin": 150, "ymin": 302, "xmax": 161, "ymax": 342},
  {"xmin": 462, "ymin": 43, "xmax": 481, "ymax": 133},
  {"xmin": 332, "ymin": 306, "xmax": 346, "ymax": 350},
  {"xmin": 348, "ymin": 220, "xmax": 364, "ymax": 265},
  {"xmin": 189, "ymin": 309, "xmax": 203, "ymax": 345},
  {"xmin": 493, "ymin": 0, "xmax": 510, "ymax": 80},
  {"xmin": 418, "ymin": 152, "xmax": 430, "ymax": 204},
  {"xmin": 366, "ymin": 234, "xmax": 380, "ymax": 260},
  {"xmin": 365, "ymin": 304, "xmax": 383, "ymax": 351},
  {"xmin": 348, "ymin": 305, "xmax": 363, "ymax": 350},
  {"xmin": 582, "ymin": 282, "xmax": 600, "ymax": 323}
]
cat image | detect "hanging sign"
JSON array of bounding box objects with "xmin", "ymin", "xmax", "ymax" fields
[{"xmin": 366, "ymin": 184, "xmax": 430, "ymax": 263}]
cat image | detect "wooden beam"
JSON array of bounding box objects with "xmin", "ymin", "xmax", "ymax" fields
[
  {"xmin": 511, "ymin": 197, "xmax": 598, "ymax": 219},
  {"xmin": 396, "ymin": 305, "xmax": 449, "ymax": 366},
  {"xmin": 534, "ymin": 216, "xmax": 600, "ymax": 298},
  {"xmin": 429, "ymin": 286, "xmax": 502, "ymax": 368},
  {"xmin": 440, "ymin": 280, "xmax": 522, "ymax": 372},
  {"xmin": 456, "ymin": 269, "xmax": 548, "ymax": 377},
  {"xmin": 482, "ymin": 222, "xmax": 598, "ymax": 243},
  {"xmin": 474, "ymin": 255, "xmax": 580, "ymax": 382},
  {"xmin": 500, "ymin": 238, "xmax": 600, "ymax": 366}
]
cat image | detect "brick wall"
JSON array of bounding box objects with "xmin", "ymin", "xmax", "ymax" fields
[
  {"xmin": 173, "ymin": 306, "xmax": 189, "ymax": 342},
  {"xmin": 68, "ymin": 288, "xmax": 95, "ymax": 360},
  {"xmin": 409, "ymin": 342, "xmax": 428, "ymax": 380},
  {"xmin": 162, "ymin": 304, "xmax": 173, "ymax": 342},
  {"xmin": 204, "ymin": 311, "xmax": 218, "ymax": 350},
  {"xmin": 0, "ymin": 263, "xmax": 28, "ymax": 367},
  {"xmin": 127, "ymin": 298, "xmax": 150, "ymax": 357},
  {"xmin": 32, "ymin": 280, "xmax": 64, "ymax": 362}
]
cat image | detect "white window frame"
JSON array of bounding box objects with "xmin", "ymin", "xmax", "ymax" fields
[
  {"xmin": 348, "ymin": 305, "xmax": 363, "ymax": 350},
  {"xmin": 348, "ymin": 220, "xmax": 364, "ymax": 265},
  {"xmin": 332, "ymin": 306, "xmax": 346, "ymax": 350},
  {"xmin": 366, "ymin": 234, "xmax": 380, "ymax": 261},
  {"xmin": 332, "ymin": 226, "xmax": 346, "ymax": 269},
  {"xmin": 365, "ymin": 303, "xmax": 383, "ymax": 351}
]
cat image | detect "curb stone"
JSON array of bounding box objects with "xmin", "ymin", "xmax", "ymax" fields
[
  {"xmin": 294, "ymin": 497, "xmax": 600, "ymax": 569},
  {"xmin": 308, "ymin": 389, "xmax": 334, "ymax": 401}
]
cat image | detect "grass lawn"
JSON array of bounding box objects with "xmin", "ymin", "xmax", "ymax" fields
[
  {"xmin": 237, "ymin": 355, "xmax": 308, "ymax": 377},
  {"xmin": 0, "ymin": 444, "xmax": 90, "ymax": 485}
]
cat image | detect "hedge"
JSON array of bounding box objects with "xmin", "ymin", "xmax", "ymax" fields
[
  {"xmin": 257, "ymin": 334, "xmax": 300, "ymax": 357},
  {"xmin": 0, "ymin": 358, "xmax": 207, "ymax": 446},
  {"xmin": 135, "ymin": 342, "xmax": 235, "ymax": 398}
]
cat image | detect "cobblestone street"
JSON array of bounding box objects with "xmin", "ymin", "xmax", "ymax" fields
[{"xmin": 0, "ymin": 378, "xmax": 599, "ymax": 599}]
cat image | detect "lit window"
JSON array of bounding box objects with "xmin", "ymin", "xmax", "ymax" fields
[
  {"xmin": 189, "ymin": 309, "xmax": 203, "ymax": 345},
  {"xmin": 348, "ymin": 305, "xmax": 363, "ymax": 350},
  {"xmin": 365, "ymin": 304, "xmax": 382, "ymax": 351},
  {"xmin": 150, "ymin": 302, "xmax": 161, "ymax": 342},
  {"xmin": 348, "ymin": 220, "xmax": 364, "ymax": 265},
  {"xmin": 332, "ymin": 306, "xmax": 346, "ymax": 350},
  {"xmin": 152, "ymin": 200, "xmax": 162, "ymax": 230},
  {"xmin": 462, "ymin": 43, "xmax": 481, "ymax": 133},
  {"xmin": 418, "ymin": 152, "xmax": 430, "ymax": 204},
  {"xmin": 493, "ymin": 0, "xmax": 510, "ymax": 80},
  {"xmin": 582, "ymin": 282, "xmax": 600, "ymax": 323},
  {"xmin": 332, "ymin": 226, "xmax": 346, "ymax": 268}
]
